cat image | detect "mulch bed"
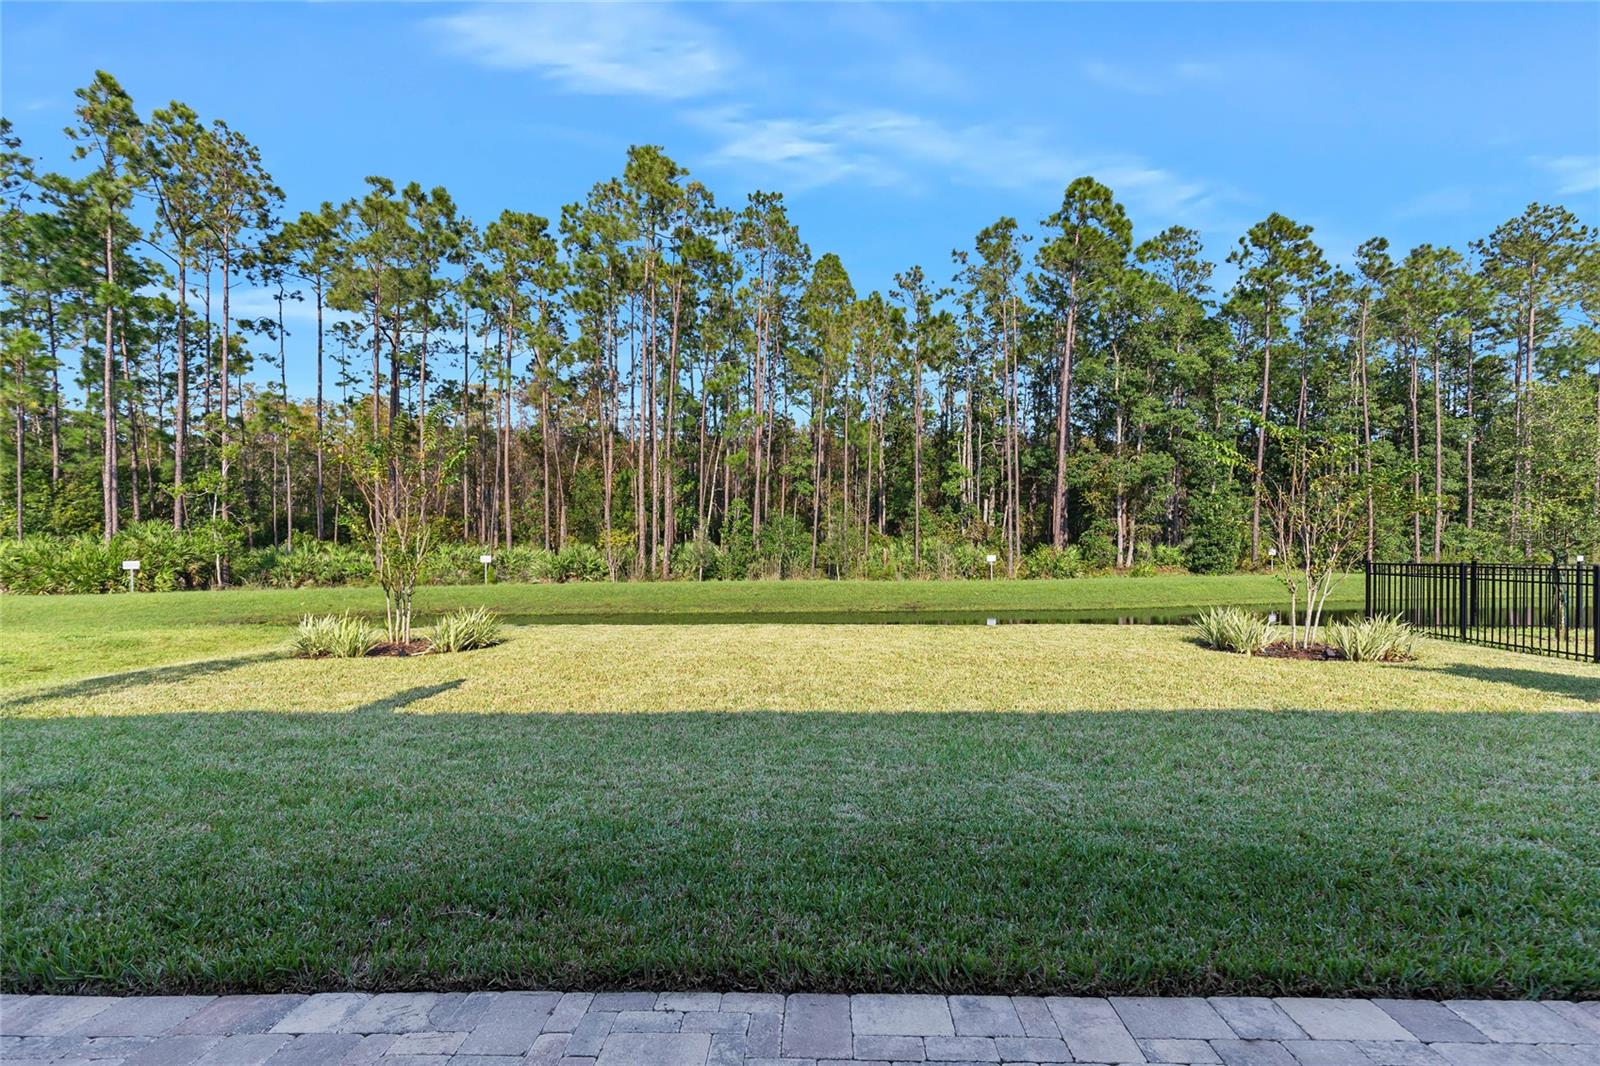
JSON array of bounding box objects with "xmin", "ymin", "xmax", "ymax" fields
[
  {"xmin": 1257, "ymin": 641, "xmax": 1343, "ymax": 661},
  {"xmin": 365, "ymin": 639, "xmax": 433, "ymax": 657}
]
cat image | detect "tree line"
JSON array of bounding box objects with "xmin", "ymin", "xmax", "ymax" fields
[{"xmin": 4, "ymin": 71, "xmax": 1599, "ymax": 581}]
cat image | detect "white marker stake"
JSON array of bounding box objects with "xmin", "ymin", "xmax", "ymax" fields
[
  {"xmin": 480, "ymin": 554, "xmax": 493, "ymax": 584},
  {"xmin": 122, "ymin": 559, "xmax": 141, "ymax": 593}
]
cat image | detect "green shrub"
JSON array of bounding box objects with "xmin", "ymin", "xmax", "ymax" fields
[
  {"xmin": 1194, "ymin": 605, "xmax": 1274, "ymax": 654},
  {"xmin": 0, "ymin": 535, "xmax": 118, "ymax": 594},
  {"xmin": 670, "ymin": 538, "xmax": 722, "ymax": 580},
  {"xmin": 1324, "ymin": 615, "xmax": 1418, "ymax": 662},
  {"xmin": 1024, "ymin": 545, "xmax": 1087, "ymax": 579},
  {"xmin": 555, "ymin": 542, "xmax": 606, "ymax": 582},
  {"xmin": 291, "ymin": 613, "xmax": 380, "ymax": 658},
  {"xmin": 432, "ymin": 607, "xmax": 505, "ymax": 653},
  {"xmin": 1186, "ymin": 489, "xmax": 1244, "ymax": 574},
  {"xmin": 1077, "ymin": 531, "xmax": 1116, "ymax": 571},
  {"xmin": 1128, "ymin": 560, "xmax": 1159, "ymax": 578},
  {"xmin": 1153, "ymin": 544, "xmax": 1187, "ymax": 569}
]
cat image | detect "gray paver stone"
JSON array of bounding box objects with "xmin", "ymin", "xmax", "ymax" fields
[
  {"xmin": 1280, "ymin": 1039, "xmax": 1370, "ymax": 1065},
  {"xmin": 190, "ymin": 1034, "xmax": 293, "ymax": 1066},
  {"xmin": 782, "ymin": 995, "xmax": 851, "ymax": 1059},
  {"xmin": 543, "ymin": 995, "xmax": 595, "ymax": 1034},
  {"xmin": 705, "ymin": 1032, "xmax": 748, "ymax": 1066},
  {"xmin": 373, "ymin": 1057, "xmax": 448, "ymax": 1066},
  {"xmin": 851, "ymin": 996, "xmax": 953, "ymax": 1038},
  {"xmin": 2, "ymin": 998, "xmax": 122, "ymax": 1037},
  {"xmin": 334, "ymin": 1033, "xmax": 396, "ymax": 1066},
  {"xmin": 1543, "ymin": 1004, "xmax": 1600, "ymax": 1042},
  {"xmin": 683, "ymin": 1012, "xmax": 748, "ymax": 1034},
  {"xmin": 947, "ymin": 998, "xmax": 1023, "ymax": 1039},
  {"xmin": 1137, "ymin": 1037, "xmax": 1221, "ymax": 1063},
  {"xmin": 1210, "ymin": 1040, "xmax": 1298, "ymax": 1066},
  {"xmin": 1538, "ymin": 1045, "xmax": 1600, "ymax": 1066},
  {"xmin": 1370, "ymin": 1001, "xmax": 1485, "ymax": 1044},
  {"xmin": 587, "ymin": 995, "xmax": 655, "ymax": 1014},
  {"xmin": 593, "ymin": 1031, "xmax": 710, "ymax": 1066},
  {"xmin": 270, "ymin": 997, "xmax": 372, "ymax": 1036},
  {"xmin": 1353, "ymin": 1041, "xmax": 1450, "ymax": 1065},
  {"xmin": 563, "ymin": 1013, "xmax": 615, "ymax": 1059},
  {"xmin": 1010, "ymin": 998, "xmax": 1058, "ymax": 1039},
  {"xmin": 176, "ymin": 999, "xmax": 309, "ymax": 1037},
  {"xmin": 524, "ymin": 1032, "xmax": 571, "ymax": 1066},
  {"xmin": 261, "ymin": 1033, "xmax": 362, "ymax": 1066},
  {"xmin": 993, "ymin": 1035, "xmax": 1070, "ymax": 1062},
  {"xmin": 612, "ymin": 1010, "xmax": 679, "ymax": 1033},
  {"xmin": 1042, "ymin": 998, "xmax": 1142, "ymax": 1063},
  {"xmin": 924, "ymin": 1035, "xmax": 997, "ymax": 1061},
  {"xmin": 450, "ymin": 1057, "xmax": 524, "ymax": 1066},
  {"xmin": 456, "ymin": 991, "xmax": 558, "ymax": 1055},
  {"xmin": 78, "ymin": 1002, "xmax": 218, "ymax": 1039},
  {"xmin": 381, "ymin": 1032, "xmax": 464, "ymax": 1056},
  {"xmin": 1112, "ymin": 997, "xmax": 1232, "ymax": 1040},
  {"xmin": 121, "ymin": 1035, "xmax": 222, "ymax": 1066},
  {"xmin": 854, "ymin": 1034, "xmax": 923, "ymax": 1060},
  {"xmin": 337, "ymin": 996, "xmax": 438, "ymax": 1035},
  {"xmin": 1429, "ymin": 1044, "xmax": 1561, "ymax": 1066},
  {"xmin": 1443, "ymin": 1001, "xmax": 1595, "ymax": 1045},
  {"xmin": 745, "ymin": 1012, "xmax": 782, "ymax": 1057},
  {"xmin": 1274, "ymin": 1000, "xmax": 1414, "ymax": 1043},
  {"xmin": 1207, "ymin": 999, "xmax": 1304, "ymax": 1041},
  {"xmin": 721, "ymin": 995, "xmax": 784, "ymax": 1016},
  {"xmin": 656, "ymin": 994, "xmax": 721, "ymax": 1013}
]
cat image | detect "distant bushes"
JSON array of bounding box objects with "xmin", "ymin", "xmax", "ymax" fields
[{"xmin": 2, "ymin": 524, "xmax": 1198, "ymax": 594}]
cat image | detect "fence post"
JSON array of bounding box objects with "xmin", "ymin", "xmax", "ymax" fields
[
  {"xmin": 1364, "ymin": 557, "xmax": 1373, "ymax": 620},
  {"xmin": 1458, "ymin": 561, "xmax": 1468, "ymax": 641},
  {"xmin": 1592, "ymin": 564, "xmax": 1599, "ymax": 663},
  {"xmin": 1470, "ymin": 559, "xmax": 1478, "ymax": 630}
]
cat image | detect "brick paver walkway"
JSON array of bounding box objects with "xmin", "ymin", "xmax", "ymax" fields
[{"xmin": 3, "ymin": 993, "xmax": 1597, "ymax": 1066}]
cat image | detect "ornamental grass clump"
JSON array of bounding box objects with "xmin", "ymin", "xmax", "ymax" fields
[
  {"xmin": 1194, "ymin": 605, "xmax": 1275, "ymax": 654},
  {"xmin": 292, "ymin": 613, "xmax": 380, "ymax": 658},
  {"xmin": 1324, "ymin": 615, "xmax": 1419, "ymax": 662},
  {"xmin": 432, "ymin": 607, "xmax": 505, "ymax": 653}
]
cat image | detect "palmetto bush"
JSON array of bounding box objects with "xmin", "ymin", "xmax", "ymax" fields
[
  {"xmin": 291, "ymin": 613, "xmax": 380, "ymax": 658},
  {"xmin": 1194, "ymin": 605, "xmax": 1275, "ymax": 654},
  {"xmin": 1324, "ymin": 615, "xmax": 1418, "ymax": 662},
  {"xmin": 431, "ymin": 607, "xmax": 505, "ymax": 653},
  {"xmin": 1023, "ymin": 545, "xmax": 1087, "ymax": 579}
]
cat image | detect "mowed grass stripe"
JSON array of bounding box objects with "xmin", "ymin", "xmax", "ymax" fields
[
  {"xmin": 4, "ymin": 710, "xmax": 1597, "ymax": 996},
  {"xmin": 4, "ymin": 624, "xmax": 1597, "ymax": 716}
]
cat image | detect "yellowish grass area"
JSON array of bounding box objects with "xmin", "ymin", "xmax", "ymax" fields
[{"xmin": 5, "ymin": 623, "xmax": 1596, "ymax": 717}]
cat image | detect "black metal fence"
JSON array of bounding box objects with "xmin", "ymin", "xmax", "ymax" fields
[{"xmin": 1366, "ymin": 560, "xmax": 1600, "ymax": 662}]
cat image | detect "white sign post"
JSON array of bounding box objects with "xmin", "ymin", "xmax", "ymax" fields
[
  {"xmin": 121, "ymin": 559, "xmax": 141, "ymax": 593},
  {"xmin": 986, "ymin": 553, "xmax": 997, "ymax": 581},
  {"xmin": 480, "ymin": 553, "xmax": 494, "ymax": 585}
]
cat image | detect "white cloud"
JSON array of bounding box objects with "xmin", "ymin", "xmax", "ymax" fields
[
  {"xmin": 430, "ymin": 3, "xmax": 730, "ymax": 100},
  {"xmin": 1391, "ymin": 186, "xmax": 1474, "ymax": 220},
  {"xmin": 1082, "ymin": 59, "xmax": 1224, "ymax": 97},
  {"xmin": 690, "ymin": 105, "xmax": 1228, "ymax": 226},
  {"xmin": 1533, "ymin": 154, "xmax": 1600, "ymax": 196}
]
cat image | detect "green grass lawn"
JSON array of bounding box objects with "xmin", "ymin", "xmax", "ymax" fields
[
  {"xmin": 4, "ymin": 574, "xmax": 1598, "ymax": 998},
  {"xmin": 5, "ymin": 709, "xmax": 1597, "ymax": 997}
]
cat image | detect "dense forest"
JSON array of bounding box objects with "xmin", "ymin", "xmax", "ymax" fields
[{"xmin": 3, "ymin": 72, "xmax": 1599, "ymax": 586}]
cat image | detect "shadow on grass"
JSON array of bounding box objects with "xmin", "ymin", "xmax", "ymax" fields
[
  {"xmin": 1413, "ymin": 663, "xmax": 1600, "ymax": 704},
  {"xmin": 0, "ymin": 651, "xmax": 281, "ymax": 712},
  {"xmin": 349, "ymin": 680, "xmax": 466, "ymax": 714}
]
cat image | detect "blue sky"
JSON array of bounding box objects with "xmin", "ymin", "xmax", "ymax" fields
[{"xmin": 3, "ymin": 2, "xmax": 1598, "ymax": 389}]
